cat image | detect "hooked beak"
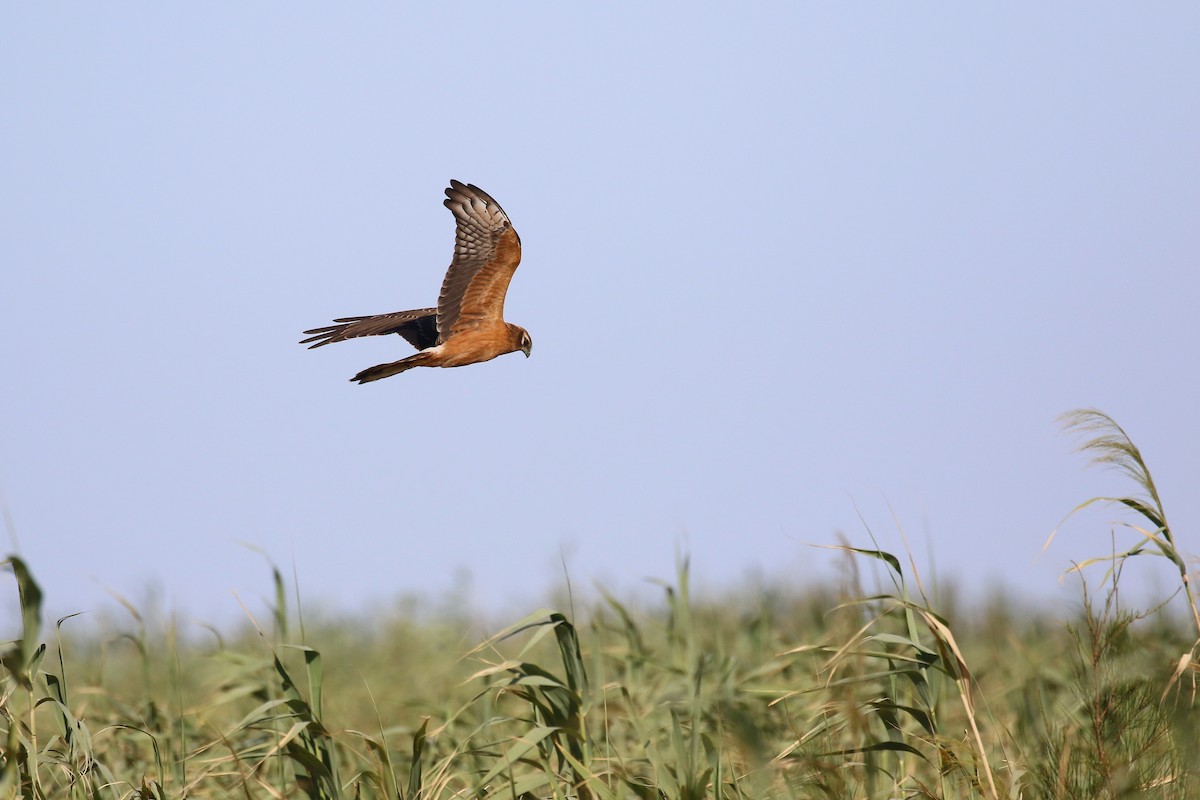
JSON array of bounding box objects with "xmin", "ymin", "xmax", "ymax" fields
[{"xmin": 522, "ymin": 344, "xmax": 532, "ymax": 358}]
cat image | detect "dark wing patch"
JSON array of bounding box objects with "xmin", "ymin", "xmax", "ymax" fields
[
  {"xmin": 300, "ymin": 308, "xmax": 438, "ymax": 350},
  {"xmin": 437, "ymin": 180, "xmax": 522, "ymax": 342}
]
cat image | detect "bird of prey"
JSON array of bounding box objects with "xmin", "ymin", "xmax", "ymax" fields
[{"xmin": 300, "ymin": 180, "xmax": 532, "ymax": 384}]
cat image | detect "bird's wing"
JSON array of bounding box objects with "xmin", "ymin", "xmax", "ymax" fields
[
  {"xmin": 437, "ymin": 180, "xmax": 522, "ymax": 342},
  {"xmin": 300, "ymin": 308, "xmax": 438, "ymax": 350}
]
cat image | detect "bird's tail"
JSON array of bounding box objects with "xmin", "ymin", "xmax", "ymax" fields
[{"xmin": 352, "ymin": 352, "xmax": 434, "ymax": 384}]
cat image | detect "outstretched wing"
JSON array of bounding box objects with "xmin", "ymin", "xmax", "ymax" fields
[
  {"xmin": 300, "ymin": 308, "xmax": 438, "ymax": 350},
  {"xmin": 437, "ymin": 180, "xmax": 522, "ymax": 342}
]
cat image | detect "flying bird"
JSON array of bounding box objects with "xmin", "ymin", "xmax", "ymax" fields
[{"xmin": 300, "ymin": 180, "xmax": 531, "ymax": 383}]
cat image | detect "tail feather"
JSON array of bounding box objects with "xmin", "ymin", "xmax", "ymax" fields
[{"xmin": 352, "ymin": 352, "xmax": 433, "ymax": 384}]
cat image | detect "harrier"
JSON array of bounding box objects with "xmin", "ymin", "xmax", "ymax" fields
[{"xmin": 300, "ymin": 180, "xmax": 531, "ymax": 383}]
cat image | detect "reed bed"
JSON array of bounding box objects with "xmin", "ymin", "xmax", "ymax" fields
[{"xmin": 2, "ymin": 410, "xmax": 1197, "ymax": 799}]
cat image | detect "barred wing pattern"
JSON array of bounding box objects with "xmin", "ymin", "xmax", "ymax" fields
[
  {"xmin": 437, "ymin": 180, "xmax": 523, "ymax": 342},
  {"xmin": 300, "ymin": 308, "xmax": 438, "ymax": 350}
]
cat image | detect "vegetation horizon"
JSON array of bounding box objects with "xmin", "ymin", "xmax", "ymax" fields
[{"xmin": 1, "ymin": 408, "xmax": 1197, "ymax": 798}]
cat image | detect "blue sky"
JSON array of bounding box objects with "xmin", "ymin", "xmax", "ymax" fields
[{"xmin": 3, "ymin": 4, "xmax": 1198, "ymax": 625}]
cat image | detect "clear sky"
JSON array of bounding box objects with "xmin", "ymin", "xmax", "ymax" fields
[{"xmin": 3, "ymin": 4, "xmax": 1198, "ymax": 625}]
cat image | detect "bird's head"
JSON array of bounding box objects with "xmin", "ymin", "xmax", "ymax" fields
[{"xmin": 509, "ymin": 324, "xmax": 533, "ymax": 358}]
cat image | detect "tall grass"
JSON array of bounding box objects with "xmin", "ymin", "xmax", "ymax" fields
[{"xmin": 1, "ymin": 409, "xmax": 1197, "ymax": 798}]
